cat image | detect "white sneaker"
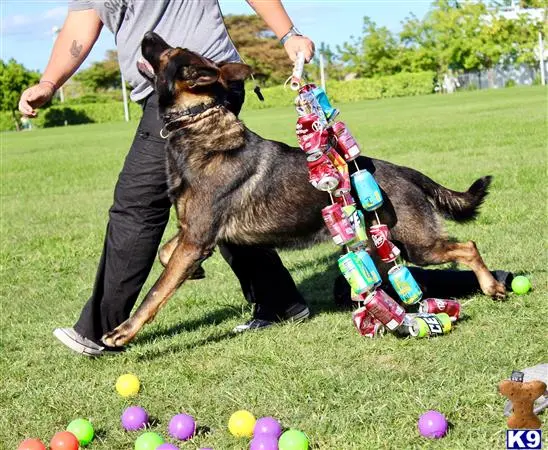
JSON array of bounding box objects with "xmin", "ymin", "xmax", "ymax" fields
[{"xmin": 53, "ymin": 328, "xmax": 122, "ymax": 357}]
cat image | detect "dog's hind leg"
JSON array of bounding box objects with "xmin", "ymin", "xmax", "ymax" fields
[
  {"xmin": 102, "ymin": 240, "xmax": 214, "ymax": 347},
  {"xmin": 407, "ymin": 240, "xmax": 506, "ymax": 300}
]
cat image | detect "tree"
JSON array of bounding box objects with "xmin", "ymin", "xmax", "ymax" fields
[
  {"xmin": 0, "ymin": 59, "xmax": 40, "ymax": 130},
  {"xmin": 400, "ymin": 0, "xmax": 542, "ymax": 75},
  {"xmin": 224, "ymin": 14, "xmax": 292, "ymax": 85},
  {"xmin": 74, "ymin": 50, "xmax": 121, "ymax": 91},
  {"xmin": 490, "ymin": 0, "xmax": 545, "ymax": 8},
  {"xmin": 307, "ymin": 42, "xmax": 346, "ymax": 82},
  {"xmin": 337, "ymin": 17, "xmax": 401, "ymax": 77}
]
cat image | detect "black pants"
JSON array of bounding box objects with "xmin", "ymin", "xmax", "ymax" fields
[{"xmin": 74, "ymin": 88, "xmax": 304, "ymax": 344}]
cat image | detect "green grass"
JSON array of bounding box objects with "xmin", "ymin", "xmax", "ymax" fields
[{"xmin": 1, "ymin": 87, "xmax": 546, "ymax": 449}]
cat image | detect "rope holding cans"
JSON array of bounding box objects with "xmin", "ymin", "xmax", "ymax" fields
[{"xmin": 290, "ymin": 60, "xmax": 461, "ymax": 338}]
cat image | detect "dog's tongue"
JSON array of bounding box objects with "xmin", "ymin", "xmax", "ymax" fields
[{"xmin": 137, "ymin": 57, "xmax": 154, "ymax": 78}]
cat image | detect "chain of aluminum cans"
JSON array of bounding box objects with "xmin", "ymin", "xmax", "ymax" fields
[{"xmin": 293, "ymin": 83, "xmax": 461, "ymax": 338}]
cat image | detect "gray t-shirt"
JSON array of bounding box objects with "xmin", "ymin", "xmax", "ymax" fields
[{"xmin": 69, "ymin": 0, "xmax": 240, "ymax": 101}]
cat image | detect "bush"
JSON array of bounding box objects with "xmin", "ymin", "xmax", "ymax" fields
[
  {"xmin": 505, "ymin": 79, "xmax": 517, "ymax": 88},
  {"xmin": 1, "ymin": 72, "xmax": 435, "ymax": 131},
  {"xmin": 32, "ymin": 101, "xmax": 142, "ymax": 128},
  {"xmin": 244, "ymin": 71, "xmax": 435, "ymax": 109},
  {"xmin": 0, "ymin": 111, "xmax": 17, "ymax": 131}
]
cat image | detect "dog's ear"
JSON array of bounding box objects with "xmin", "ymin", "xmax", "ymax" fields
[
  {"xmin": 219, "ymin": 63, "xmax": 253, "ymax": 83},
  {"xmin": 188, "ymin": 66, "xmax": 221, "ymax": 88}
]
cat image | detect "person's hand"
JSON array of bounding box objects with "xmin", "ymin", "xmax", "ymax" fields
[
  {"xmin": 284, "ymin": 36, "xmax": 315, "ymax": 63},
  {"xmin": 18, "ymin": 82, "xmax": 56, "ymax": 117}
]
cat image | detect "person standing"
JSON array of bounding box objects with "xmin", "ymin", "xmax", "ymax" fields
[{"xmin": 18, "ymin": 0, "xmax": 315, "ymax": 356}]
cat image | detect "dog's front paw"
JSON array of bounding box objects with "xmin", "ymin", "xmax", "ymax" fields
[
  {"xmin": 486, "ymin": 281, "xmax": 507, "ymax": 301},
  {"xmin": 102, "ymin": 320, "xmax": 138, "ymax": 347}
]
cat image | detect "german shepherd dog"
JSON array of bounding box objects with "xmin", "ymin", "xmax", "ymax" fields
[{"xmin": 102, "ymin": 32, "xmax": 506, "ymax": 347}]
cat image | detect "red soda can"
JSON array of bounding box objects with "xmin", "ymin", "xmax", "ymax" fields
[
  {"xmin": 296, "ymin": 114, "xmax": 324, "ymax": 153},
  {"xmin": 363, "ymin": 289, "xmax": 406, "ymax": 331},
  {"xmin": 352, "ymin": 306, "xmax": 386, "ymax": 338},
  {"xmin": 321, "ymin": 203, "xmax": 355, "ymax": 245},
  {"xmin": 332, "ymin": 121, "xmax": 361, "ymax": 162},
  {"xmin": 307, "ymin": 152, "xmax": 340, "ymax": 191},
  {"xmin": 298, "ymin": 83, "xmax": 317, "ymax": 94},
  {"xmin": 298, "ymin": 129, "xmax": 329, "ymax": 155},
  {"xmin": 369, "ymin": 224, "xmax": 400, "ymax": 263},
  {"xmin": 419, "ymin": 298, "xmax": 461, "ymax": 322}
]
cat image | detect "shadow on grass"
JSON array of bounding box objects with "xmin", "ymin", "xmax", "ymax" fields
[
  {"xmin": 136, "ymin": 306, "xmax": 241, "ymax": 345},
  {"xmin": 131, "ymin": 250, "xmax": 514, "ymax": 361},
  {"xmin": 135, "ymin": 330, "xmax": 237, "ymax": 362}
]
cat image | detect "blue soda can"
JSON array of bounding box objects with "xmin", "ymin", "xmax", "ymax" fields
[
  {"xmin": 338, "ymin": 252, "xmax": 370, "ymax": 295},
  {"xmin": 355, "ymin": 249, "xmax": 382, "ymax": 289},
  {"xmin": 312, "ymin": 87, "xmax": 339, "ymax": 122},
  {"xmin": 351, "ymin": 170, "xmax": 383, "ymax": 211},
  {"xmin": 388, "ymin": 265, "xmax": 423, "ymax": 305}
]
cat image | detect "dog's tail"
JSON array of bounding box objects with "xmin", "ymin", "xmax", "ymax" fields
[{"xmin": 410, "ymin": 170, "xmax": 492, "ymax": 222}]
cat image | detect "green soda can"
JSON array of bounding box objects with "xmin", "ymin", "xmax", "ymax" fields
[
  {"xmin": 342, "ymin": 205, "xmax": 368, "ymax": 249},
  {"xmin": 407, "ymin": 313, "xmax": 452, "ymax": 337},
  {"xmin": 338, "ymin": 252, "xmax": 370, "ymax": 294}
]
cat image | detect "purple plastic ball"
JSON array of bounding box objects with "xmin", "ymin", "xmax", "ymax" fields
[
  {"xmin": 250, "ymin": 435, "xmax": 279, "ymax": 450},
  {"xmin": 157, "ymin": 445, "xmax": 179, "ymax": 450},
  {"xmin": 168, "ymin": 414, "xmax": 196, "ymax": 441},
  {"xmin": 418, "ymin": 410, "xmax": 448, "ymax": 439},
  {"xmin": 121, "ymin": 406, "xmax": 149, "ymax": 431},
  {"xmin": 254, "ymin": 417, "xmax": 282, "ymax": 438}
]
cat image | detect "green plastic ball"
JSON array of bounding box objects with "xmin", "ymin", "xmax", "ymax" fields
[
  {"xmin": 511, "ymin": 276, "xmax": 531, "ymax": 295},
  {"xmin": 67, "ymin": 418, "xmax": 94, "ymax": 446},
  {"xmin": 134, "ymin": 432, "xmax": 164, "ymax": 450},
  {"xmin": 278, "ymin": 429, "xmax": 309, "ymax": 450}
]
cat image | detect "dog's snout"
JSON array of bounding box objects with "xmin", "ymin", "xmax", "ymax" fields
[{"xmin": 141, "ymin": 32, "xmax": 172, "ymax": 65}]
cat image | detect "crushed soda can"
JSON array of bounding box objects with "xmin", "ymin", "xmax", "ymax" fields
[
  {"xmin": 398, "ymin": 313, "xmax": 452, "ymax": 337},
  {"xmin": 322, "ymin": 203, "xmax": 355, "ymax": 246},
  {"xmin": 332, "ymin": 121, "xmax": 361, "ymax": 161},
  {"xmin": 362, "ymin": 289, "xmax": 406, "ymax": 331},
  {"xmin": 418, "ymin": 298, "xmax": 461, "ymax": 322},
  {"xmin": 307, "ymin": 152, "xmax": 340, "ymax": 191},
  {"xmin": 352, "ymin": 306, "xmax": 386, "ymax": 338}
]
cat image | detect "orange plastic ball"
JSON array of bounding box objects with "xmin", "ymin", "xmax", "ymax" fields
[
  {"xmin": 50, "ymin": 431, "xmax": 79, "ymax": 450},
  {"xmin": 18, "ymin": 439, "xmax": 47, "ymax": 450}
]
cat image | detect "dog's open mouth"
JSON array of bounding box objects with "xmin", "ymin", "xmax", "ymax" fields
[{"xmin": 137, "ymin": 57, "xmax": 155, "ymax": 80}]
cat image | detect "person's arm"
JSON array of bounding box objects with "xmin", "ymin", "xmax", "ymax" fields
[
  {"xmin": 245, "ymin": 0, "xmax": 315, "ymax": 62},
  {"xmin": 18, "ymin": 9, "xmax": 103, "ymax": 117}
]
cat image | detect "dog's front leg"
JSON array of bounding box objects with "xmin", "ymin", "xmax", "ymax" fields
[{"xmin": 102, "ymin": 240, "xmax": 214, "ymax": 347}]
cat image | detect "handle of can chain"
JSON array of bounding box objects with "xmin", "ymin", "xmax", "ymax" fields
[{"xmin": 289, "ymin": 51, "xmax": 305, "ymax": 90}]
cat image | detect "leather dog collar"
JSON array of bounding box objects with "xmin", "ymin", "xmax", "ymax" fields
[{"xmin": 160, "ymin": 101, "xmax": 221, "ymax": 139}]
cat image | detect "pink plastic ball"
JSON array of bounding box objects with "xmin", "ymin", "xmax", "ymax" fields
[
  {"xmin": 250, "ymin": 434, "xmax": 279, "ymax": 450},
  {"xmin": 121, "ymin": 406, "xmax": 149, "ymax": 431},
  {"xmin": 168, "ymin": 414, "xmax": 196, "ymax": 441},
  {"xmin": 418, "ymin": 410, "xmax": 448, "ymax": 439},
  {"xmin": 254, "ymin": 417, "xmax": 282, "ymax": 438},
  {"xmin": 157, "ymin": 444, "xmax": 179, "ymax": 450}
]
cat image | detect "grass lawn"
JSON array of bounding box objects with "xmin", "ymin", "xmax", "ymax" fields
[{"xmin": 1, "ymin": 86, "xmax": 546, "ymax": 449}]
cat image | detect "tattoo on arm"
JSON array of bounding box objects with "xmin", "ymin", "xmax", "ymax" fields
[{"xmin": 70, "ymin": 40, "xmax": 83, "ymax": 59}]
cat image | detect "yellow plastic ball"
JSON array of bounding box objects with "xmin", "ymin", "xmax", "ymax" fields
[
  {"xmin": 228, "ymin": 410, "xmax": 256, "ymax": 438},
  {"xmin": 115, "ymin": 373, "xmax": 140, "ymax": 398}
]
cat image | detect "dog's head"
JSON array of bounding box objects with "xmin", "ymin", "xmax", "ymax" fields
[{"xmin": 137, "ymin": 32, "xmax": 252, "ymax": 110}]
